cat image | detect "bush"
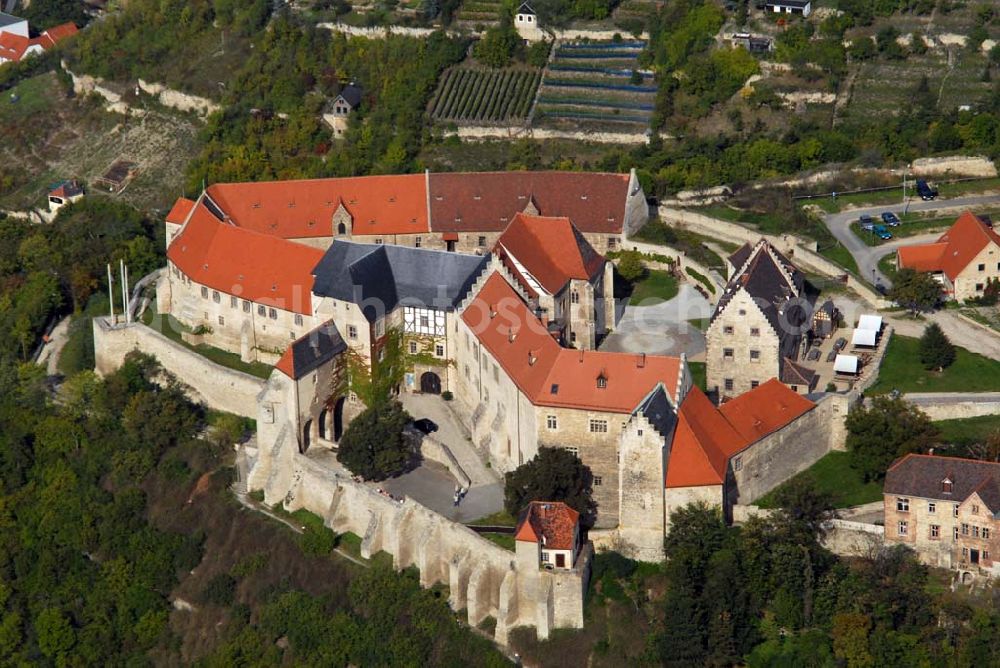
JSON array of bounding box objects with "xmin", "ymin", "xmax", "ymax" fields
[
  {"xmin": 919, "ymin": 323, "xmax": 955, "ymax": 371},
  {"xmin": 616, "ymin": 250, "xmax": 647, "ymax": 282},
  {"xmin": 441, "ymin": 390, "xmax": 454, "ymax": 401},
  {"xmin": 298, "ymin": 524, "xmax": 338, "ymax": 557}
]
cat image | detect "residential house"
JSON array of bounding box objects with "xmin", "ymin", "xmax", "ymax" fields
[
  {"xmin": 896, "ymin": 211, "xmax": 1000, "ymax": 302},
  {"xmin": 47, "ymin": 179, "xmax": 84, "ymax": 215},
  {"xmin": 706, "ymin": 239, "xmax": 815, "ymax": 400},
  {"xmin": 514, "ymin": 2, "xmax": 544, "ymax": 42},
  {"xmin": 493, "ymin": 212, "xmax": 614, "ymax": 350},
  {"xmin": 515, "ymin": 501, "xmax": 581, "ymax": 570},
  {"xmin": 324, "ymin": 83, "xmax": 362, "ymax": 137},
  {"xmin": 884, "ymin": 454, "xmax": 1000, "ymax": 578},
  {"xmin": 0, "ymin": 18, "xmax": 77, "ymax": 65},
  {"xmin": 764, "ymin": 0, "xmax": 811, "ymax": 16}
]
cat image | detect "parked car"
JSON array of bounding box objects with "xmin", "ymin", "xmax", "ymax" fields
[
  {"xmin": 881, "ymin": 211, "xmax": 901, "ymax": 227},
  {"xmin": 873, "ymin": 224, "xmax": 893, "ymax": 240},
  {"xmin": 859, "ymin": 214, "xmax": 875, "ymax": 231},
  {"xmin": 833, "ymin": 337, "xmax": 847, "ymax": 351},
  {"xmin": 807, "ymin": 348, "xmax": 821, "ymax": 361},
  {"xmin": 826, "ymin": 350, "xmax": 838, "ymax": 363},
  {"xmin": 412, "ymin": 418, "xmax": 438, "ymax": 435},
  {"xmin": 916, "ymin": 179, "xmax": 938, "ymax": 201}
]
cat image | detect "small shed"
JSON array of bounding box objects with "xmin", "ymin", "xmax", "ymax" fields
[{"xmin": 834, "ymin": 354, "xmax": 859, "ymax": 375}]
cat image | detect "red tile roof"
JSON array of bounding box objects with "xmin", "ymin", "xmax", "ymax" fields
[
  {"xmin": 495, "ymin": 213, "xmax": 605, "ymax": 295},
  {"xmin": 463, "ymin": 273, "xmax": 682, "ymax": 412},
  {"xmin": 667, "ymin": 380, "xmax": 815, "ymax": 488},
  {"xmin": 166, "ymin": 203, "xmax": 324, "ymax": 315},
  {"xmin": 40, "ymin": 22, "xmax": 78, "ymax": 46},
  {"xmin": 515, "ymin": 501, "xmax": 579, "ymax": 550},
  {"xmin": 897, "ymin": 211, "xmax": 1000, "ymax": 280},
  {"xmin": 429, "ymin": 171, "xmax": 631, "ymax": 234},
  {"xmin": 166, "ymin": 197, "xmax": 196, "ymax": 226},
  {"xmin": 204, "ymin": 174, "xmax": 427, "ymax": 239},
  {"xmin": 0, "ymin": 32, "xmax": 33, "ymax": 62}
]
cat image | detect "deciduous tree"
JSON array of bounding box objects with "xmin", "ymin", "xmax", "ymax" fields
[
  {"xmin": 846, "ymin": 396, "xmax": 939, "ymax": 481},
  {"xmin": 503, "ymin": 446, "xmax": 596, "ymax": 524}
]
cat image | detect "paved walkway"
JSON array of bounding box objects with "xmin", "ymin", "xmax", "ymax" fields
[
  {"xmin": 820, "ymin": 193, "xmax": 1000, "ymax": 286},
  {"xmin": 600, "ymin": 284, "xmax": 713, "ymax": 359},
  {"xmin": 401, "ymin": 393, "xmax": 499, "ymax": 487},
  {"xmin": 36, "ymin": 315, "xmax": 71, "ymax": 375}
]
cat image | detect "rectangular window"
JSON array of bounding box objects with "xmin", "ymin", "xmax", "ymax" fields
[
  {"xmin": 954, "ymin": 526, "xmax": 960, "ymax": 540},
  {"xmin": 409, "ymin": 341, "xmax": 418, "ymax": 354},
  {"xmin": 478, "ymin": 236, "xmax": 486, "ymax": 247},
  {"xmin": 230, "ymin": 296, "xmax": 238, "ymax": 308},
  {"xmin": 985, "ymin": 550, "xmax": 991, "ymax": 561},
  {"xmin": 594, "ymin": 476, "xmax": 603, "ymax": 486},
  {"xmin": 954, "ymin": 504, "xmax": 960, "ymax": 517},
  {"xmin": 547, "ymin": 415, "xmax": 557, "ymax": 430},
  {"xmin": 984, "ymin": 528, "xmax": 990, "ymax": 540},
  {"xmin": 420, "ymin": 315, "xmax": 430, "ymax": 328},
  {"xmin": 962, "ymin": 523, "xmax": 969, "ymax": 536},
  {"xmin": 348, "ymin": 325, "xmax": 358, "ymax": 339},
  {"xmin": 724, "ymin": 378, "xmax": 734, "ymax": 391},
  {"xmin": 258, "ymin": 305, "xmax": 266, "ymax": 316},
  {"xmin": 541, "ymin": 552, "xmax": 549, "ymax": 563},
  {"xmin": 290, "ymin": 331, "xmax": 296, "ymax": 340},
  {"xmin": 269, "ymin": 308, "xmax": 277, "ymax": 320},
  {"xmin": 928, "ymin": 502, "xmax": 936, "ymax": 513},
  {"xmin": 750, "ymin": 350, "xmax": 760, "ymax": 361},
  {"xmin": 977, "ymin": 283, "xmax": 985, "ymax": 292},
  {"xmin": 435, "ymin": 344, "xmax": 445, "ymax": 357},
  {"xmin": 493, "ymin": 363, "xmax": 499, "ymax": 382},
  {"xmin": 930, "ymin": 525, "xmax": 940, "ymax": 539},
  {"xmin": 972, "ymin": 504, "xmax": 980, "ymax": 515},
  {"xmin": 733, "ymin": 456, "xmax": 743, "ymax": 472},
  {"xmin": 607, "ymin": 237, "xmax": 617, "ymax": 250},
  {"xmin": 723, "ymin": 348, "xmax": 734, "ymax": 360},
  {"xmin": 201, "ymin": 286, "xmax": 209, "ymax": 298},
  {"xmin": 723, "ymin": 325, "xmax": 734, "ymax": 335},
  {"xmin": 750, "ymin": 327, "xmax": 760, "ymax": 337},
  {"xmin": 571, "ymin": 291, "xmax": 580, "ymax": 304},
  {"xmin": 415, "ymin": 237, "xmax": 422, "ymax": 248},
  {"xmin": 589, "ymin": 419, "xmax": 608, "ymax": 433},
  {"xmin": 898, "ymin": 521, "xmax": 907, "ymax": 536},
  {"xmin": 566, "ymin": 446, "xmax": 578, "ymax": 457},
  {"xmin": 896, "ymin": 498, "xmax": 909, "ymax": 512},
  {"xmin": 979, "ymin": 263, "xmax": 986, "ymax": 271},
  {"xmin": 212, "ymin": 290, "xmax": 220, "ymax": 303},
  {"xmin": 243, "ymin": 300, "xmax": 251, "ymax": 313},
  {"xmin": 294, "ymin": 314, "xmax": 303, "ymax": 326},
  {"xmin": 375, "ymin": 238, "xmax": 383, "ymax": 245},
  {"xmin": 974, "ymin": 526, "xmax": 981, "ymax": 538},
  {"xmin": 218, "ymin": 315, "xmax": 224, "ymax": 326},
  {"xmin": 750, "ymin": 380, "xmax": 760, "ymax": 389}
]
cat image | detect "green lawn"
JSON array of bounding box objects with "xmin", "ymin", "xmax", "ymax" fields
[
  {"xmin": 868, "ymin": 335, "xmax": 1000, "ymax": 394},
  {"xmin": 141, "ymin": 302, "xmax": 273, "ymax": 379},
  {"xmin": 934, "ymin": 415, "xmax": 1000, "ymax": 448},
  {"xmin": 468, "ymin": 510, "xmax": 517, "ymax": 527},
  {"xmin": 755, "ymin": 451, "xmax": 883, "ymax": 509},
  {"xmin": 629, "ymin": 270, "xmax": 679, "ymax": 305},
  {"xmin": 0, "ymin": 73, "xmax": 56, "ymax": 124},
  {"xmin": 817, "ymin": 241, "xmax": 859, "ymax": 275},
  {"xmin": 482, "ymin": 533, "xmax": 515, "ymax": 551},
  {"xmin": 687, "ymin": 360, "xmax": 706, "ymax": 391},
  {"xmin": 878, "ymin": 252, "xmax": 897, "ymax": 279}
]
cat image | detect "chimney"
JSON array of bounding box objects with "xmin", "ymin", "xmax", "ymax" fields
[
  {"xmin": 637, "ymin": 353, "xmax": 646, "ymax": 368},
  {"xmin": 578, "ymin": 350, "xmax": 584, "ymax": 363}
]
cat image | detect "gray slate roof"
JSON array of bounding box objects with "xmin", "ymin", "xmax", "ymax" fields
[
  {"xmin": 337, "ymin": 84, "xmax": 362, "ymax": 108},
  {"xmin": 0, "ymin": 13, "xmax": 24, "ymax": 28},
  {"xmin": 636, "ymin": 383, "xmax": 676, "ymax": 440},
  {"xmin": 311, "ymin": 240, "xmax": 489, "ymax": 322},
  {"xmin": 283, "ymin": 320, "xmax": 347, "ymax": 379},
  {"xmin": 885, "ymin": 454, "xmax": 1000, "ymax": 515}
]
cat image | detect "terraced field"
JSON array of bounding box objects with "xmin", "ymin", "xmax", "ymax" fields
[
  {"xmin": 455, "ymin": 0, "xmax": 502, "ymax": 25},
  {"xmin": 534, "ymin": 40, "xmax": 654, "ymax": 131},
  {"xmin": 429, "ymin": 67, "xmax": 542, "ymax": 123}
]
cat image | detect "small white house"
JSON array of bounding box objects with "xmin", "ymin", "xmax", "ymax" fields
[
  {"xmin": 515, "ymin": 501, "xmax": 581, "ymax": 570},
  {"xmin": 47, "ymin": 180, "xmax": 84, "ymax": 217},
  {"xmin": 514, "ymin": 2, "xmax": 545, "ymax": 43},
  {"xmin": 764, "ymin": 0, "xmax": 812, "ymax": 17},
  {"xmin": 323, "ymin": 83, "xmax": 362, "ymax": 137}
]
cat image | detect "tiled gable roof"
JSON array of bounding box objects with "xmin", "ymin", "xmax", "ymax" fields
[
  {"xmin": 495, "ymin": 213, "xmax": 605, "ymax": 295},
  {"xmin": 166, "ymin": 202, "xmax": 324, "ymax": 315},
  {"xmin": 429, "ymin": 171, "xmax": 630, "ymax": 234},
  {"xmin": 779, "ymin": 358, "xmax": 817, "ymax": 387},
  {"xmin": 885, "ymin": 454, "xmax": 1000, "ymax": 512},
  {"xmin": 667, "ymin": 380, "xmax": 815, "ymax": 488},
  {"xmin": 463, "ymin": 273, "xmax": 682, "ymax": 412},
  {"xmin": 897, "ymin": 212, "xmax": 1000, "ymax": 280},
  {"xmin": 166, "ymin": 197, "xmax": 196, "ymax": 225},
  {"xmin": 204, "ymin": 174, "xmax": 428, "ymax": 239},
  {"xmin": 515, "ymin": 501, "xmax": 579, "ymax": 550},
  {"xmin": 311, "ymin": 240, "xmax": 489, "ymax": 322},
  {"xmin": 275, "ymin": 320, "xmax": 346, "ymax": 379}
]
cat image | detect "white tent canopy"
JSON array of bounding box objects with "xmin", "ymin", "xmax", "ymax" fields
[
  {"xmin": 834, "ymin": 354, "xmax": 859, "ymax": 374},
  {"xmin": 857, "ymin": 314, "xmax": 883, "ymax": 332},
  {"xmin": 851, "ymin": 328, "xmax": 877, "ymax": 347}
]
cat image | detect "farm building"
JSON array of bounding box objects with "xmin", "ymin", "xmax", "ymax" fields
[{"xmin": 764, "ymin": 0, "xmax": 811, "ymax": 16}]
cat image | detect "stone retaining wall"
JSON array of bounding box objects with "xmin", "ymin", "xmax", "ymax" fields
[
  {"xmin": 419, "ymin": 433, "xmax": 472, "ymax": 488},
  {"xmin": 820, "ymin": 518, "xmax": 884, "ymax": 558},
  {"xmin": 93, "ymin": 317, "xmax": 263, "ymax": 417},
  {"xmin": 903, "ymin": 393, "xmax": 1000, "ymax": 421},
  {"xmin": 448, "ymin": 125, "xmax": 653, "ymax": 145}
]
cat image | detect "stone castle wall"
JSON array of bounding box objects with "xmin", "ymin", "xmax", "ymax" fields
[{"xmin": 93, "ymin": 317, "xmax": 263, "ymax": 417}]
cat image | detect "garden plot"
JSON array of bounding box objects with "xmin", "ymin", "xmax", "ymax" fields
[
  {"xmin": 429, "ymin": 67, "xmax": 541, "ymax": 124},
  {"xmin": 533, "ymin": 40, "xmax": 654, "ymax": 131},
  {"xmin": 455, "ymin": 0, "xmax": 502, "ymax": 25}
]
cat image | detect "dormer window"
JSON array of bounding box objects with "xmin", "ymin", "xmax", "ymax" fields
[
  {"xmin": 597, "ymin": 374, "xmax": 607, "ymax": 389},
  {"xmin": 942, "ymin": 478, "xmax": 953, "ymax": 494}
]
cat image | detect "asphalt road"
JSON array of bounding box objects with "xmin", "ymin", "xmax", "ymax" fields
[{"xmin": 820, "ymin": 193, "xmax": 1000, "ymax": 287}]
